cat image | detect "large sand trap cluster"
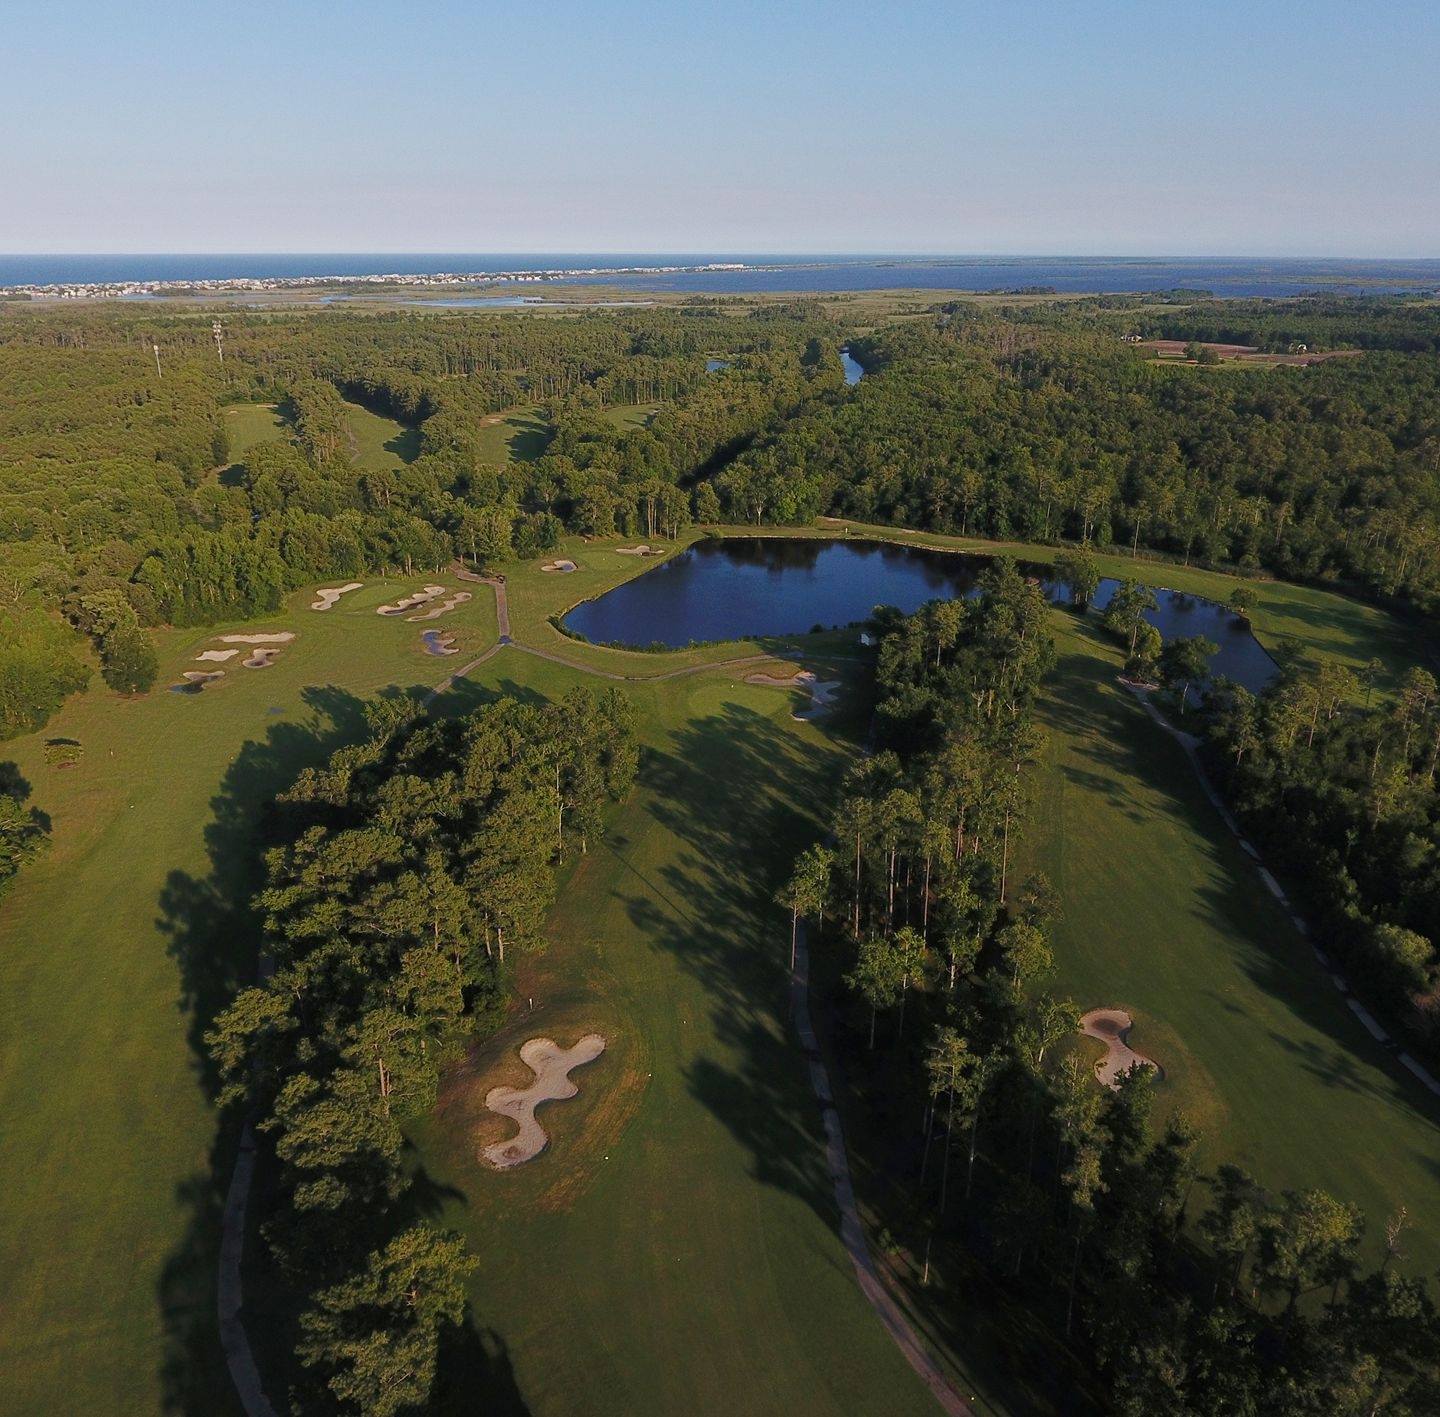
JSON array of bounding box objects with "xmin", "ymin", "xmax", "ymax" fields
[
  {"xmin": 483, "ymin": 1034, "xmax": 606, "ymax": 1168},
  {"xmin": 311, "ymin": 582, "xmax": 363, "ymax": 611},
  {"xmin": 195, "ymin": 649, "xmax": 239, "ymax": 663},
  {"xmin": 421, "ymin": 630, "xmax": 459, "ymax": 657},
  {"xmin": 745, "ymin": 669, "xmax": 841, "ymax": 721},
  {"xmin": 1081, "ymin": 1009, "xmax": 1161, "ymax": 1088},
  {"xmin": 540, "ymin": 559, "xmax": 577, "ymax": 574},
  {"xmin": 219, "ymin": 633, "xmax": 295, "ymax": 645},
  {"xmin": 407, "ymin": 590, "xmax": 472, "ymax": 622},
  {"xmin": 377, "ymin": 585, "xmax": 445, "ymax": 617}
]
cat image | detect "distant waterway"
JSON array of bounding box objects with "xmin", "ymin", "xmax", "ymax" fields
[
  {"xmin": 7, "ymin": 253, "xmax": 1440, "ymax": 298},
  {"xmin": 564, "ymin": 537, "xmax": 1276, "ymax": 690}
]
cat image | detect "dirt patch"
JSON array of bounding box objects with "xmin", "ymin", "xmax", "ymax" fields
[
  {"xmin": 1080, "ymin": 1008, "xmax": 1162, "ymax": 1088},
  {"xmin": 219, "ymin": 632, "xmax": 296, "ymax": 645},
  {"xmin": 540, "ymin": 559, "xmax": 578, "ymax": 574},
  {"xmin": 311, "ymin": 582, "xmax": 363, "ymax": 611},
  {"xmin": 377, "ymin": 585, "xmax": 446, "ymax": 617},
  {"xmin": 407, "ymin": 590, "xmax": 472, "ymax": 622},
  {"xmin": 482, "ymin": 1035, "xmax": 607, "ymax": 1168}
]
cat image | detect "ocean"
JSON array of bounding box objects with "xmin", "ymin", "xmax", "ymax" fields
[{"xmin": 3, "ymin": 253, "xmax": 1439, "ymax": 298}]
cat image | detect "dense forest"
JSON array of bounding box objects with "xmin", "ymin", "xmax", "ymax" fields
[
  {"xmin": 0, "ymin": 302, "xmax": 842, "ymax": 737},
  {"xmin": 714, "ymin": 308, "xmax": 1440, "ymax": 607},
  {"xmin": 785, "ymin": 586, "xmax": 1440, "ymax": 1413},
  {"xmin": 6, "ymin": 296, "xmax": 1440, "ymax": 747},
  {"xmin": 206, "ymin": 686, "xmax": 637, "ymax": 1413}
]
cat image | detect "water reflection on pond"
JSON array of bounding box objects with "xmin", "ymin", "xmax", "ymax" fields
[
  {"xmin": 564, "ymin": 538, "xmax": 1276, "ymax": 691},
  {"xmin": 840, "ymin": 347, "xmax": 864, "ymax": 385}
]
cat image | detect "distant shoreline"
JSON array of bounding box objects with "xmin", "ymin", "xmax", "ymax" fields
[{"xmin": 3, "ymin": 254, "xmax": 1439, "ymax": 301}]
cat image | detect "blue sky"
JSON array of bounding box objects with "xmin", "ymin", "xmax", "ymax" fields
[{"xmin": 3, "ymin": 0, "xmax": 1437, "ymax": 255}]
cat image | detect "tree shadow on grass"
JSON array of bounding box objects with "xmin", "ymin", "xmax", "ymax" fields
[
  {"xmin": 1041, "ymin": 621, "xmax": 1440, "ymax": 1139},
  {"xmin": 615, "ymin": 699, "xmax": 851, "ymax": 1225},
  {"xmin": 153, "ymin": 683, "xmax": 386, "ymax": 1414}
]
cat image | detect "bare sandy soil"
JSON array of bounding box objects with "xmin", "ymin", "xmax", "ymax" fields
[
  {"xmin": 377, "ymin": 585, "xmax": 445, "ymax": 617},
  {"xmin": 482, "ymin": 1034, "xmax": 606, "ymax": 1168},
  {"xmin": 745, "ymin": 669, "xmax": 841, "ymax": 720},
  {"xmin": 1080, "ymin": 1008, "xmax": 1161, "ymax": 1088},
  {"xmin": 407, "ymin": 590, "xmax": 472, "ymax": 622},
  {"xmin": 310, "ymin": 582, "xmax": 363, "ymax": 611}
]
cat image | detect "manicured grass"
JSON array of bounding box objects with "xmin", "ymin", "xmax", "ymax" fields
[
  {"xmin": 1015, "ymin": 613, "xmax": 1440, "ymax": 1271},
  {"xmin": 221, "ymin": 399, "xmax": 419, "ymax": 473},
  {"xmin": 473, "ymin": 405, "xmax": 551, "ymax": 464},
  {"xmin": 341, "ymin": 400, "xmax": 419, "ymax": 470},
  {"xmin": 1, "ymin": 522, "xmax": 1431, "ymax": 1414},
  {"xmin": 223, "ymin": 401, "xmax": 289, "ymax": 458},
  {"xmin": 0, "ymin": 579, "xmax": 495, "ymax": 1414},
  {"xmin": 599, "ymin": 401, "xmax": 658, "ymax": 430},
  {"xmin": 410, "ymin": 649, "xmax": 946, "ymax": 1416}
]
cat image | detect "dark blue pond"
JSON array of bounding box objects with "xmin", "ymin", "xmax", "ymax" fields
[
  {"xmin": 563, "ymin": 537, "xmax": 1277, "ymax": 691},
  {"xmin": 841, "ymin": 347, "xmax": 864, "ymax": 385}
]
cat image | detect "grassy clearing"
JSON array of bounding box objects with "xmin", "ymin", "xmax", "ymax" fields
[
  {"xmin": 598, "ymin": 401, "xmax": 658, "ymax": 431},
  {"xmin": 473, "ymin": 405, "xmax": 551, "ymax": 464},
  {"xmin": 1, "ymin": 521, "xmax": 1432, "ymax": 1413},
  {"xmin": 341, "ymin": 400, "xmax": 419, "ymax": 470},
  {"xmin": 223, "ymin": 401, "xmax": 289, "ymax": 458},
  {"xmin": 1015, "ymin": 613, "xmax": 1440, "ymax": 1271},
  {"xmin": 221, "ymin": 399, "xmax": 419, "ymax": 474},
  {"xmin": 410, "ymin": 648, "xmax": 946, "ymax": 1416},
  {"xmin": 0, "ymin": 579, "xmax": 495, "ymax": 1413}
]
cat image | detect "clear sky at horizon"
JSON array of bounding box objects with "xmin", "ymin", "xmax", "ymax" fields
[{"xmin": 3, "ymin": 0, "xmax": 1437, "ymax": 257}]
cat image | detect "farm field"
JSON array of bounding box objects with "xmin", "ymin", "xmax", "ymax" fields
[{"xmin": 1, "ymin": 524, "xmax": 1436, "ymax": 1414}]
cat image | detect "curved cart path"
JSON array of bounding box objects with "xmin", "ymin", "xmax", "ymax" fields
[
  {"xmin": 1125, "ymin": 684, "xmax": 1440, "ymax": 1101},
  {"xmin": 792, "ymin": 922, "xmax": 972, "ymax": 1416},
  {"xmin": 221, "ymin": 576, "xmax": 879, "ymax": 1415}
]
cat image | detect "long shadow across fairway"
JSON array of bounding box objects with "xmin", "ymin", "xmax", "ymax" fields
[
  {"xmin": 1034, "ymin": 620, "xmax": 1440, "ymax": 1254},
  {"xmin": 152, "ymin": 685, "xmax": 379, "ymax": 1414},
  {"xmin": 628, "ymin": 700, "xmax": 849, "ymax": 1224}
]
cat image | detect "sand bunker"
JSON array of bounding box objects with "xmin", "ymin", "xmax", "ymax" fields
[
  {"xmin": 311, "ymin": 582, "xmax": 363, "ymax": 611},
  {"xmin": 615, "ymin": 544, "xmax": 658, "ymax": 556},
  {"xmin": 170, "ymin": 670, "xmax": 224, "ymax": 695},
  {"xmin": 377, "ymin": 585, "xmax": 446, "ymax": 617},
  {"xmin": 407, "ymin": 590, "xmax": 472, "ymax": 622},
  {"xmin": 195, "ymin": 649, "xmax": 239, "ymax": 663},
  {"xmin": 745, "ymin": 669, "xmax": 842, "ymax": 721},
  {"xmin": 218, "ymin": 632, "xmax": 296, "ymax": 645},
  {"xmin": 483, "ymin": 1034, "xmax": 606, "ymax": 1168},
  {"xmin": 1080, "ymin": 1009, "xmax": 1162, "ymax": 1089},
  {"xmin": 421, "ymin": 630, "xmax": 459, "ymax": 657},
  {"xmin": 242, "ymin": 648, "xmax": 283, "ymax": 669},
  {"xmin": 540, "ymin": 559, "xmax": 577, "ymax": 574}
]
